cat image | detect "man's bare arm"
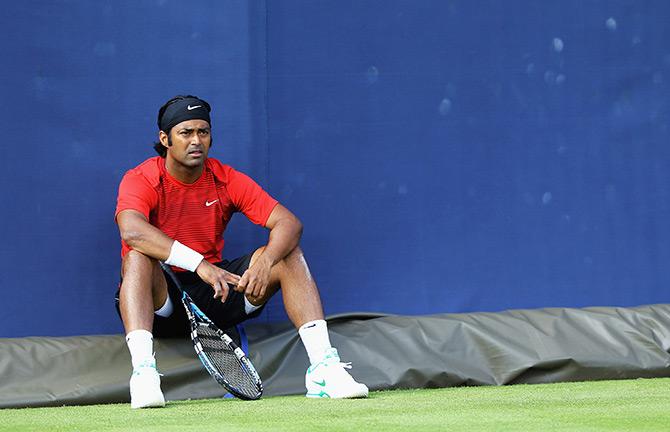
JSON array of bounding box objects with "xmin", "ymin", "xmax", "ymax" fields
[
  {"xmin": 262, "ymin": 204, "xmax": 303, "ymax": 265},
  {"xmin": 237, "ymin": 204, "xmax": 303, "ymax": 298},
  {"xmin": 117, "ymin": 209, "xmax": 240, "ymax": 301},
  {"xmin": 117, "ymin": 209, "xmax": 174, "ymax": 260}
]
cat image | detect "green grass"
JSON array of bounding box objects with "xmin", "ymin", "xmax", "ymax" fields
[{"xmin": 2, "ymin": 378, "xmax": 670, "ymax": 431}]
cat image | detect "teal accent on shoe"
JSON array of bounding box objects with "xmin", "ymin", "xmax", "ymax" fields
[
  {"xmin": 307, "ymin": 391, "xmax": 330, "ymax": 398},
  {"xmin": 323, "ymin": 348, "xmax": 340, "ymax": 362},
  {"xmin": 137, "ymin": 359, "xmax": 156, "ymax": 368},
  {"xmin": 307, "ymin": 348, "xmax": 341, "ymax": 372},
  {"xmin": 312, "ymin": 379, "xmax": 326, "ymax": 387},
  {"xmin": 133, "ymin": 359, "xmax": 158, "ymax": 376}
]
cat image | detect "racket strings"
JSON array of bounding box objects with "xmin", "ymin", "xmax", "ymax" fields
[{"xmin": 196, "ymin": 324, "xmax": 260, "ymax": 399}]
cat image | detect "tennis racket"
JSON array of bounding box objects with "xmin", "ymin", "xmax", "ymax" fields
[{"xmin": 159, "ymin": 262, "xmax": 263, "ymax": 400}]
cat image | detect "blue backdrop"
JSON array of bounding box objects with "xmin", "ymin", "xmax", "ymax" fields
[{"xmin": 1, "ymin": 1, "xmax": 669, "ymax": 336}]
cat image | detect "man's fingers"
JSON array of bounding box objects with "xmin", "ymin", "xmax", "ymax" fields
[
  {"xmin": 236, "ymin": 270, "xmax": 269, "ymax": 298},
  {"xmin": 225, "ymin": 272, "xmax": 241, "ymax": 287},
  {"xmin": 212, "ymin": 278, "xmax": 229, "ymax": 302},
  {"xmin": 252, "ymin": 285, "xmax": 265, "ymax": 301},
  {"xmin": 219, "ymin": 280, "xmax": 229, "ymax": 303},
  {"xmin": 212, "ymin": 280, "xmax": 223, "ymax": 299},
  {"xmin": 236, "ymin": 272, "xmax": 249, "ymax": 292},
  {"xmin": 247, "ymin": 278, "xmax": 266, "ymax": 299},
  {"xmin": 246, "ymin": 282, "xmax": 267, "ymax": 304},
  {"xmin": 243, "ymin": 275, "xmax": 257, "ymax": 296}
]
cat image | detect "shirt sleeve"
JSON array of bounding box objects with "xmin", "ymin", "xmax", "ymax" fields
[
  {"xmin": 226, "ymin": 168, "xmax": 279, "ymax": 226},
  {"xmin": 115, "ymin": 169, "xmax": 159, "ymax": 221}
]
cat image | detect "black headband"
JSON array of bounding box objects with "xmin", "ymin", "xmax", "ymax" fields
[{"xmin": 159, "ymin": 97, "xmax": 211, "ymax": 132}]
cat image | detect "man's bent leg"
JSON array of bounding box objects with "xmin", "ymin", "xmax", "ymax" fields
[
  {"xmin": 119, "ymin": 250, "xmax": 167, "ymax": 409},
  {"xmin": 119, "ymin": 250, "xmax": 169, "ymax": 333},
  {"xmin": 249, "ymin": 246, "xmax": 368, "ymax": 399},
  {"xmin": 248, "ymin": 246, "xmax": 323, "ymax": 327}
]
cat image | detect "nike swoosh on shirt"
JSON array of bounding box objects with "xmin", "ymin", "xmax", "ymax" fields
[
  {"xmin": 205, "ymin": 200, "xmax": 219, "ymax": 207},
  {"xmin": 187, "ymin": 105, "xmax": 202, "ymax": 110}
]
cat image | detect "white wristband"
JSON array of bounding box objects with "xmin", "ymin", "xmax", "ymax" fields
[{"xmin": 165, "ymin": 240, "xmax": 204, "ymax": 272}]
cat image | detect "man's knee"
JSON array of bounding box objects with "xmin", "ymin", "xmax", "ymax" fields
[
  {"xmin": 285, "ymin": 246, "xmax": 305, "ymax": 265},
  {"xmin": 121, "ymin": 250, "xmax": 156, "ymax": 279},
  {"xmin": 121, "ymin": 251, "xmax": 168, "ymax": 301},
  {"xmin": 122, "ymin": 249, "xmax": 150, "ymax": 271},
  {"xmin": 275, "ymin": 246, "xmax": 310, "ymax": 278},
  {"xmin": 251, "ymin": 246, "xmax": 310, "ymax": 284}
]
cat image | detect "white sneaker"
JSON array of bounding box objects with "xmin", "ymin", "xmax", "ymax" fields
[
  {"xmin": 305, "ymin": 348, "xmax": 369, "ymax": 399},
  {"xmin": 129, "ymin": 358, "xmax": 166, "ymax": 409}
]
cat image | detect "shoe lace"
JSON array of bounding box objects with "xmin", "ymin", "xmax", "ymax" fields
[
  {"xmin": 323, "ymin": 357, "xmax": 356, "ymax": 373},
  {"xmin": 339, "ymin": 361, "xmax": 352, "ymax": 370},
  {"xmin": 322, "ymin": 348, "xmax": 357, "ymax": 369}
]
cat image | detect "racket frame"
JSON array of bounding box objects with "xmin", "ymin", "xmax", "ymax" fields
[{"xmin": 160, "ymin": 262, "xmax": 263, "ymax": 400}]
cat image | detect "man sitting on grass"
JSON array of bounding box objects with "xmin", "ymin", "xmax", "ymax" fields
[{"xmin": 114, "ymin": 95, "xmax": 368, "ymax": 408}]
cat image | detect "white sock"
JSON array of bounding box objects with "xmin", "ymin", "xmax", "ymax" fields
[
  {"xmin": 126, "ymin": 329, "xmax": 154, "ymax": 370},
  {"xmin": 298, "ymin": 319, "xmax": 332, "ymax": 365},
  {"xmin": 154, "ymin": 295, "xmax": 174, "ymax": 318},
  {"xmin": 244, "ymin": 296, "xmax": 262, "ymax": 314}
]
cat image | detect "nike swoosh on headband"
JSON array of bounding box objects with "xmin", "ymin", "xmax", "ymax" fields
[{"xmin": 187, "ymin": 105, "xmax": 202, "ymax": 110}]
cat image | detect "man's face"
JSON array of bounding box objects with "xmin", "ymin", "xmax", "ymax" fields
[{"xmin": 160, "ymin": 119, "xmax": 212, "ymax": 169}]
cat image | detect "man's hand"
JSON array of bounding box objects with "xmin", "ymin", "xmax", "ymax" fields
[
  {"xmin": 195, "ymin": 260, "xmax": 242, "ymax": 303},
  {"xmin": 237, "ymin": 254, "xmax": 273, "ymax": 304}
]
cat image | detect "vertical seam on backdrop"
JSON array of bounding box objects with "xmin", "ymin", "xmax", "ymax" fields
[
  {"xmin": 262, "ymin": 0, "xmax": 270, "ymax": 324},
  {"xmin": 263, "ymin": 0, "xmax": 270, "ymax": 189}
]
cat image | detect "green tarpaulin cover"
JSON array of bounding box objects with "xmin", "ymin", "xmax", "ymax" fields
[{"xmin": 2, "ymin": 305, "xmax": 669, "ymax": 408}]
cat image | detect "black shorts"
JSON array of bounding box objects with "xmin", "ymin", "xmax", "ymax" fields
[{"xmin": 114, "ymin": 254, "xmax": 268, "ymax": 338}]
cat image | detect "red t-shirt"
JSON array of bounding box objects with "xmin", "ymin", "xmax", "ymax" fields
[{"xmin": 115, "ymin": 156, "xmax": 278, "ymax": 264}]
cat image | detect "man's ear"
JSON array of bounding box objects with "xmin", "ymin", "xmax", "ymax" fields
[{"xmin": 159, "ymin": 130, "xmax": 170, "ymax": 149}]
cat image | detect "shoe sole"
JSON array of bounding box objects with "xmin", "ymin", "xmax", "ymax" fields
[
  {"xmin": 306, "ymin": 388, "xmax": 369, "ymax": 399},
  {"xmin": 131, "ymin": 396, "xmax": 166, "ymax": 409}
]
